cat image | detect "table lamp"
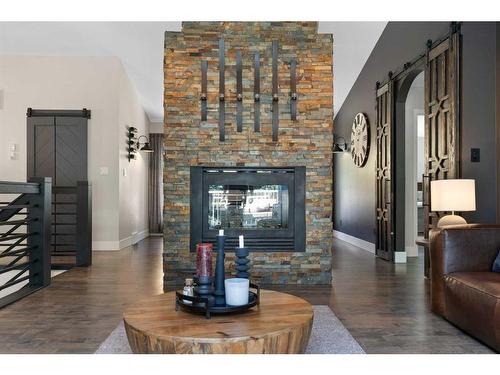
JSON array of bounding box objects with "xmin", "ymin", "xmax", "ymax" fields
[{"xmin": 431, "ymin": 179, "xmax": 476, "ymax": 227}]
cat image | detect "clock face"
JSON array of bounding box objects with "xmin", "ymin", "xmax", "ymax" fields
[{"xmin": 350, "ymin": 113, "xmax": 369, "ymax": 167}]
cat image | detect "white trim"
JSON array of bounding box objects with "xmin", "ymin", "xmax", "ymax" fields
[
  {"xmin": 394, "ymin": 251, "xmax": 407, "ymax": 263},
  {"xmin": 92, "ymin": 241, "xmax": 120, "ymax": 251},
  {"xmin": 93, "ymin": 229, "xmax": 150, "ymax": 251},
  {"xmin": 119, "ymin": 229, "xmax": 150, "ymax": 249},
  {"xmin": 332, "ymin": 230, "xmax": 375, "ymax": 254}
]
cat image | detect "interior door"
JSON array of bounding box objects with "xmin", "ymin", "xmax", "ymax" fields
[
  {"xmin": 27, "ymin": 110, "xmax": 88, "ymax": 263},
  {"xmin": 423, "ymin": 32, "xmax": 461, "ymax": 238},
  {"xmin": 375, "ymin": 81, "xmax": 394, "ymax": 261}
]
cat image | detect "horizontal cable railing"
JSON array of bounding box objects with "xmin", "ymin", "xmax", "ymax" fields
[{"xmin": 0, "ymin": 177, "xmax": 51, "ymax": 308}]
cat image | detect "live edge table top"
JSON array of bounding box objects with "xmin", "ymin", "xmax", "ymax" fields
[{"xmin": 123, "ymin": 289, "xmax": 314, "ymax": 354}]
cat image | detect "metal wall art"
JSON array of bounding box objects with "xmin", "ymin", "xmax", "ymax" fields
[
  {"xmin": 236, "ymin": 50, "xmax": 243, "ymax": 132},
  {"xmin": 218, "ymin": 38, "xmax": 225, "ymax": 141},
  {"xmin": 200, "ymin": 39, "xmax": 298, "ymax": 142},
  {"xmin": 290, "ymin": 58, "xmax": 297, "ymax": 121},
  {"xmin": 200, "ymin": 60, "xmax": 208, "ymax": 121},
  {"xmin": 254, "ymin": 51, "xmax": 261, "ymax": 132},
  {"xmin": 272, "ymin": 41, "xmax": 279, "ymax": 142}
]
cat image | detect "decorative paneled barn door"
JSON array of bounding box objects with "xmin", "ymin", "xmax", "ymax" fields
[
  {"xmin": 375, "ymin": 27, "xmax": 461, "ymax": 261},
  {"xmin": 27, "ymin": 109, "xmax": 91, "ymax": 268},
  {"xmin": 423, "ymin": 31, "xmax": 461, "ymax": 238},
  {"xmin": 375, "ymin": 81, "xmax": 394, "ymax": 261}
]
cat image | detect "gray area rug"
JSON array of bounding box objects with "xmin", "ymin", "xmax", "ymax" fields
[{"xmin": 95, "ymin": 305, "xmax": 365, "ymax": 354}]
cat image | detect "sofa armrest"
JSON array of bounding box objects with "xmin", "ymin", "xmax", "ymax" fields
[{"xmin": 429, "ymin": 224, "xmax": 500, "ymax": 316}]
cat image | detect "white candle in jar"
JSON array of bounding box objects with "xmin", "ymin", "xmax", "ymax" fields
[
  {"xmin": 219, "ymin": 229, "xmax": 224, "ymax": 236},
  {"xmin": 239, "ymin": 235, "xmax": 244, "ymax": 248}
]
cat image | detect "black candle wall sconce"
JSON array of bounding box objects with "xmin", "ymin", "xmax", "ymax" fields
[{"xmin": 127, "ymin": 126, "xmax": 137, "ymax": 162}]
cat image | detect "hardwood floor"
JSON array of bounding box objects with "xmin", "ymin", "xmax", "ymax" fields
[{"xmin": 0, "ymin": 237, "xmax": 494, "ymax": 353}]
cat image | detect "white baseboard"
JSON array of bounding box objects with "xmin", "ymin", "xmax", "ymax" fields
[
  {"xmin": 93, "ymin": 229, "xmax": 149, "ymax": 251},
  {"xmin": 119, "ymin": 229, "xmax": 150, "ymax": 249},
  {"xmin": 332, "ymin": 230, "xmax": 376, "ymax": 254},
  {"xmin": 92, "ymin": 241, "xmax": 121, "ymax": 251}
]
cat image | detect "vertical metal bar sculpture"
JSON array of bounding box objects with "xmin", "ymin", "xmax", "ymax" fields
[
  {"xmin": 290, "ymin": 58, "xmax": 297, "ymax": 121},
  {"xmin": 218, "ymin": 39, "xmax": 225, "ymax": 141},
  {"xmin": 236, "ymin": 51, "xmax": 243, "ymax": 132},
  {"xmin": 254, "ymin": 51, "xmax": 261, "ymax": 132},
  {"xmin": 272, "ymin": 41, "xmax": 279, "ymax": 142},
  {"xmin": 200, "ymin": 60, "xmax": 208, "ymax": 121}
]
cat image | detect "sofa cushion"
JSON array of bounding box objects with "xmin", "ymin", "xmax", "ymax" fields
[
  {"xmin": 446, "ymin": 272, "xmax": 500, "ymax": 298},
  {"xmin": 444, "ymin": 272, "xmax": 500, "ymax": 352}
]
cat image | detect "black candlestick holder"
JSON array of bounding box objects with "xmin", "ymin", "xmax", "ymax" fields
[
  {"xmin": 213, "ymin": 234, "xmax": 226, "ymax": 306},
  {"xmin": 193, "ymin": 275, "xmax": 215, "ymax": 307},
  {"xmin": 235, "ymin": 247, "xmax": 250, "ymax": 279}
]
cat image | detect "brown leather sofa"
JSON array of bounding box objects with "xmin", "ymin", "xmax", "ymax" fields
[{"xmin": 429, "ymin": 224, "xmax": 500, "ymax": 352}]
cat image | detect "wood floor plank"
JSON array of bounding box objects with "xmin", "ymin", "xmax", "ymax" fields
[{"xmin": 0, "ymin": 237, "xmax": 494, "ymax": 353}]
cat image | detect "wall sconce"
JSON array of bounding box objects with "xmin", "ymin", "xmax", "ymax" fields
[
  {"xmin": 137, "ymin": 135, "xmax": 153, "ymax": 153},
  {"xmin": 127, "ymin": 126, "xmax": 138, "ymax": 162},
  {"xmin": 333, "ymin": 136, "xmax": 349, "ymax": 153}
]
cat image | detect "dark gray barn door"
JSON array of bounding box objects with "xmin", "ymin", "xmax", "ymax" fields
[{"xmin": 27, "ymin": 110, "xmax": 88, "ymax": 264}]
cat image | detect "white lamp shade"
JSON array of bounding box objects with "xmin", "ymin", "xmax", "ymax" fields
[{"xmin": 431, "ymin": 179, "xmax": 476, "ymax": 212}]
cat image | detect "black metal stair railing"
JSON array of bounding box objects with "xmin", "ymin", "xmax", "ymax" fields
[
  {"xmin": 0, "ymin": 177, "xmax": 51, "ymax": 308},
  {"xmin": 51, "ymin": 181, "xmax": 92, "ymax": 268}
]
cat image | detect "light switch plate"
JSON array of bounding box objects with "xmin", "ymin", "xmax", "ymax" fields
[
  {"xmin": 471, "ymin": 148, "xmax": 480, "ymax": 162},
  {"xmin": 122, "ymin": 168, "xmax": 127, "ymax": 177},
  {"xmin": 99, "ymin": 167, "xmax": 109, "ymax": 175}
]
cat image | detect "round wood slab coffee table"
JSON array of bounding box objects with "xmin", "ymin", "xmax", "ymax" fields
[{"xmin": 123, "ymin": 289, "xmax": 313, "ymax": 354}]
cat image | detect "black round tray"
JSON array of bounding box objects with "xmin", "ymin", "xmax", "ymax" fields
[{"xmin": 175, "ymin": 282, "xmax": 260, "ymax": 319}]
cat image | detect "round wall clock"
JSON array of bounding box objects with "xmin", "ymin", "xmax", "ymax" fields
[{"xmin": 350, "ymin": 113, "xmax": 369, "ymax": 167}]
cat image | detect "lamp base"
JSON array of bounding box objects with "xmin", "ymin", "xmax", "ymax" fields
[{"xmin": 437, "ymin": 214, "xmax": 467, "ymax": 228}]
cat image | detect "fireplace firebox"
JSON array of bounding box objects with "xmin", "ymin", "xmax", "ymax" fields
[{"xmin": 190, "ymin": 167, "xmax": 305, "ymax": 252}]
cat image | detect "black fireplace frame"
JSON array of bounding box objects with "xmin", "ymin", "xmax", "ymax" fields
[{"xmin": 190, "ymin": 166, "xmax": 305, "ymax": 252}]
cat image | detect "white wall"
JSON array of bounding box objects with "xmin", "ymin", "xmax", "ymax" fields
[
  {"xmin": 0, "ymin": 56, "xmax": 149, "ymax": 250},
  {"xmin": 117, "ymin": 64, "xmax": 150, "ymax": 248}
]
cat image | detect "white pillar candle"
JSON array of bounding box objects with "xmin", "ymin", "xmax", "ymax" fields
[
  {"xmin": 218, "ymin": 229, "xmax": 224, "ymax": 236},
  {"xmin": 225, "ymin": 278, "xmax": 250, "ymax": 306},
  {"xmin": 239, "ymin": 235, "xmax": 244, "ymax": 248}
]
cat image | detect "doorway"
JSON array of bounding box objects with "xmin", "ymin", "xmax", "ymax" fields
[
  {"xmin": 404, "ymin": 72, "xmax": 425, "ymax": 258},
  {"xmin": 375, "ymin": 28, "xmax": 461, "ymax": 264},
  {"xmin": 27, "ymin": 108, "xmax": 91, "ymax": 268},
  {"xmin": 394, "ymin": 69, "xmax": 425, "ymax": 263}
]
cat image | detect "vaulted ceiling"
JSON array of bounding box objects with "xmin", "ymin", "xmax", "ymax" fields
[{"xmin": 0, "ymin": 22, "xmax": 386, "ymax": 123}]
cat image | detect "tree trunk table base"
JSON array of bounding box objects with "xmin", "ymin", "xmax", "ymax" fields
[{"xmin": 123, "ymin": 290, "xmax": 313, "ymax": 354}]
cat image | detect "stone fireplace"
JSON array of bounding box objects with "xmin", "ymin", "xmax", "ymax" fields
[{"xmin": 163, "ymin": 22, "xmax": 333, "ymax": 286}]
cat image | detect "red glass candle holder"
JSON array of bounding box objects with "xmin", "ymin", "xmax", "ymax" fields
[{"xmin": 196, "ymin": 243, "xmax": 213, "ymax": 277}]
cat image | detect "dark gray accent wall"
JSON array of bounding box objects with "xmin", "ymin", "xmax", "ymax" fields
[{"xmin": 334, "ymin": 22, "xmax": 498, "ymax": 244}]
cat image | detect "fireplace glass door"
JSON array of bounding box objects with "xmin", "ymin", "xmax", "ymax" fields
[
  {"xmin": 208, "ymin": 184, "xmax": 289, "ymax": 230},
  {"xmin": 191, "ymin": 167, "xmax": 305, "ymax": 252}
]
